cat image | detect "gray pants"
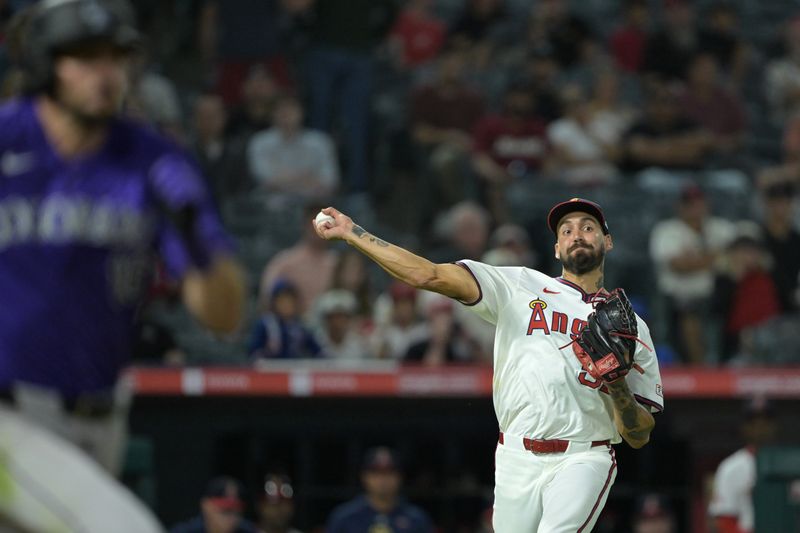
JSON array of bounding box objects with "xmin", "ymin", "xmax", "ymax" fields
[{"xmin": 6, "ymin": 380, "xmax": 131, "ymax": 475}]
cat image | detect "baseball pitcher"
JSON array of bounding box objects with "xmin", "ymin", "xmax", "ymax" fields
[{"xmin": 314, "ymin": 198, "xmax": 663, "ymax": 532}]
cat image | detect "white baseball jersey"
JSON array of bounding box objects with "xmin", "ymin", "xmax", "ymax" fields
[
  {"xmin": 708, "ymin": 447, "xmax": 755, "ymax": 532},
  {"xmin": 457, "ymin": 260, "xmax": 664, "ymax": 443}
]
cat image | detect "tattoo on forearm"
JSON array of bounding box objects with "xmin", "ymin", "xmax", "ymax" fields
[
  {"xmin": 352, "ymin": 225, "xmax": 389, "ymax": 247},
  {"xmin": 609, "ymin": 382, "xmax": 646, "ymax": 436}
]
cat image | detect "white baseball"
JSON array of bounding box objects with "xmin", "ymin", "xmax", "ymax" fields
[{"xmin": 315, "ymin": 211, "xmax": 335, "ymax": 227}]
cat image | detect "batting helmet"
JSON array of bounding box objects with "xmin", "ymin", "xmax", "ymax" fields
[{"xmin": 14, "ymin": 0, "xmax": 141, "ymax": 94}]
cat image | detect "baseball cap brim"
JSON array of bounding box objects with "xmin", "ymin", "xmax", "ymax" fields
[{"xmin": 547, "ymin": 198, "xmax": 609, "ymax": 235}]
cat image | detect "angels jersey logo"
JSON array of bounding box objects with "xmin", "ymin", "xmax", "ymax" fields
[{"xmin": 526, "ymin": 298, "xmax": 586, "ymax": 338}]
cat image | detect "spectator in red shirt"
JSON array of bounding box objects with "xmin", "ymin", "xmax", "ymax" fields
[
  {"xmin": 412, "ymin": 46, "xmax": 486, "ymax": 210},
  {"xmin": 472, "ymin": 82, "xmax": 550, "ymax": 222},
  {"xmin": 678, "ymin": 52, "xmax": 747, "ymax": 153},
  {"xmin": 713, "ymin": 228, "xmax": 781, "ymax": 362},
  {"xmin": 609, "ymin": 0, "xmax": 650, "ymax": 72},
  {"xmin": 389, "ymin": 0, "xmax": 446, "ymax": 68}
]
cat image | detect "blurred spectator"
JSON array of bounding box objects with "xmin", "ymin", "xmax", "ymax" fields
[
  {"xmin": 170, "ymin": 476, "xmax": 259, "ymax": 533},
  {"xmin": 260, "ymin": 203, "xmax": 338, "ymax": 315},
  {"xmin": 132, "ymin": 314, "xmax": 186, "ymax": 366},
  {"xmin": 649, "ymin": 184, "xmax": 736, "ymax": 364},
  {"xmin": 609, "ymin": 0, "xmax": 650, "ymax": 73},
  {"xmin": 448, "ymin": 0, "xmax": 507, "ymax": 68},
  {"xmin": 678, "ymin": 53, "xmax": 746, "ymax": 153},
  {"xmin": 303, "ymin": 0, "xmax": 397, "ymax": 192},
  {"xmin": 326, "ymin": 447, "xmax": 434, "ymax": 533},
  {"xmin": 331, "ymin": 249, "xmax": 374, "ymax": 326},
  {"xmin": 226, "ymin": 65, "xmax": 278, "ymax": 142},
  {"xmin": 587, "ymin": 69, "xmax": 638, "ymax": 144},
  {"xmin": 547, "ymin": 83, "xmax": 620, "ymax": 187},
  {"xmin": 405, "ymin": 294, "xmax": 481, "ymax": 366},
  {"xmin": 525, "ymin": 0, "xmax": 594, "ymax": 69},
  {"xmin": 623, "ymin": 84, "xmax": 713, "ymax": 173},
  {"xmin": 190, "ymin": 93, "xmax": 250, "ymax": 201},
  {"xmin": 198, "ymin": 0, "xmax": 290, "ymax": 106},
  {"xmin": 314, "ymin": 289, "xmax": 370, "ymax": 359},
  {"xmin": 709, "ymin": 397, "xmax": 777, "ymax": 533},
  {"xmin": 371, "ymin": 282, "xmax": 428, "ymax": 360},
  {"xmin": 632, "ymin": 493, "xmax": 676, "ymax": 533},
  {"xmin": 127, "ymin": 51, "xmax": 184, "ymax": 140},
  {"xmin": 257, "ymin": 474, "xmax": 303, "ymax": 533},
  {"xmin": 388, "ymin": 0, "xmax": 445, "ymax": 69},
  {"xmin": 766, "ymin": 16, "xmax": 800, "ymax": 124},
  {"xmin": 248, "ymin": 279, "xmax": 322, "ymax": 360},
  {"xmin": 519, "ymin": 47, "xmax": 562, "ymax": 123},
  {"xmin": 698, "ymin": 2, "xmax": 751, "ymax": 88},
  {"xmin": 430, "ymin": 201, "xmax": 491, "ymax": 263},
  {"xmin": 782, "ymin": 112, "xmax": 800, "ymax": 164},
  {"xmin": 485, "ymin": 224, "xmax": 535, "ymax": 267},
  {"xmin": 411, "ymin": 46, "xmax": 485, "ymax": 210},
  {"xmin": 642, "ymin": 0, "xmax": 698, "ymax": 82},
  {"xmin": 712, "ymin": 227, "xmax": 781, "ymax": 362},
  {"xmin": 247, "ymin": 94, "xmax": 339, "ymax": 198},
  {"xmin": 471, "ymin": 82, "xmax": 549, "ymax": 222},
  {"xmin": 757, "ymin": 178, "xmax": 800, "ymax": 313}
]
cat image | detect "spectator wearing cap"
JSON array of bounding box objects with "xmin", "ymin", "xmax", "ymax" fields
[
  {"xmin": 326, "ymin": 447, "xmax": 433, "ymax": 533},
  {"xmin": 632, "ymin": 493, "xmax": 676, "ymax": 533},
  {"xmin": 712, "ymin": 225, "xmax": 781, "ymax": 362},
  {"xmin": 256, "ymin": 474, "xmax": 303, "ymax": 533},
  {"xmin": 757, "ymin": 177, "xmax": 800, "ymax": 312},
  {"xmin": 170, "ymin": 476, "xmax": 259, "ymax": 533},
  {"xmin": 314, "ymin": 289, "xmax": 370, "ymax": 359},
  {"xmin": 649, "ymin": 184, "xmax": 736, "ymax": 364},
  {"xmin": 430, "ymin": 201, "xmax": 491, "ymax": 264},
  {"xmin": 371, "ymin": 282, "xmax": 428, "ymax": 360},
  {"xmin": 248, "ymin": 279, "xmax": 322, "ymax": 360},
  {"xmin": 709, "ymin": 397, "xmax": 778, "ymax": 533}
]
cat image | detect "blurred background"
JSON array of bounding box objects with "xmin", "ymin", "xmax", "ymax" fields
[{"xmin": 4, "ymin": 0, "xmax": 800, "ymax": 531}]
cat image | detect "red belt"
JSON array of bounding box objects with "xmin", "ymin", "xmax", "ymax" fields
[{"xmin": 499, "ymin": 432, "xmax": 610, "ymax": 454}]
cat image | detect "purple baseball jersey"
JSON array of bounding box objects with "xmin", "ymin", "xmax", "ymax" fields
[{"xmin": 0, "ymin": 98, "xmax": 233, "ymax": 397}]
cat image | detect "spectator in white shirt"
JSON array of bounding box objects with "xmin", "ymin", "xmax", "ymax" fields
[
  {"xmin": 649, "ymin": 183, "xmax": 735, "ymax": 364},
  {"xmin": 315, "ymin": 289, "xmax": 370, "ymax": 360},
  {"xmin": 766, "ymin": 16, "xmax": 800, "ymax": 124},
  {"xmin": 247, "ymin": 94, "xmax": 340, "ymax": 198}
]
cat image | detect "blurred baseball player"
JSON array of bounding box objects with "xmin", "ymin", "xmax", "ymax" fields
[
  {"xmin": 708, "ymin": 397, "xmax": 777, "ymax": 533},
  {"xmin": 315, "ymin": 198, "xmax": 663, "ymax": 532},
  {"xmin": 0, "ymin": 0, "xmax": 244, "ymax": 530}
]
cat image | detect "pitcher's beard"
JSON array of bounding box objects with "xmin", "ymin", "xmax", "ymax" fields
[{"xmin": 562, "ymin": 245, "xmax": 605, "ymax": 275}]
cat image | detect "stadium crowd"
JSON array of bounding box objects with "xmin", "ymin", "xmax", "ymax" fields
[{"xmin": 4, "ymin": 0, "xmax": 800, "ymax": 370}]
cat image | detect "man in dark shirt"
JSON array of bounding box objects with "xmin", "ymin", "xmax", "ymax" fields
[
  {"xmin": 326, "ymin": 447, "xmax": 434, "ymax": 533},
  {"xmin": 171, "ymin": 477, "xmax": 259, "ymax": 533},
  {"xmin": 760, "ymin": 180, "xmax": 800, "ymax": 312}
]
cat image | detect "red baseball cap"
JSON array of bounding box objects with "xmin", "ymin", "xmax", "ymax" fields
[{"xmin": 547, "ymin": 198, "xmax": 609, "ymax": 235}]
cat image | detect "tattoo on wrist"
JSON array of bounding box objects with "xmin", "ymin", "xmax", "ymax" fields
[
  {"xmin": 609, "ymin": 381, "xmax": 641, "ymax": 431},
  {"xmin": 352, "ymin": 224, "xmax": 389, "ymax": 247}
]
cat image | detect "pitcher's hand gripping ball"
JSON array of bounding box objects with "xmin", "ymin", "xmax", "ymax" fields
[{"xmin": 573, "ymin": 288, "xmax": 638, "ymax": 382}]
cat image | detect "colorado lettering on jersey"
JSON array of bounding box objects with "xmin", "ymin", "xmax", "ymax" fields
[
  {"xmin": 0, "ymin": 195, "xmax": 154, "ymax": 251},
  {"xmin": 526, "ymin": 298, "xmax": 587, "ymax": 338}
]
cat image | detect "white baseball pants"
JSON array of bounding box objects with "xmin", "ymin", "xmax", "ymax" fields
[
  {"xmin": 0, "ymin": 404, "xmax": 164, "ymax": 533},
  {"xmin": 493, "ymin": 434, "xmax": 617, "ymax": 533}
]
